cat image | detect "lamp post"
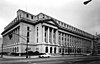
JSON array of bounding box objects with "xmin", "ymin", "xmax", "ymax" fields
[
  {"xmin": 9, "ymin": 33, "xmax": 29, "ymax": 58},
  {"xmin": 26, "ymin": 36, "xmax": 29, "ymax": 58}
]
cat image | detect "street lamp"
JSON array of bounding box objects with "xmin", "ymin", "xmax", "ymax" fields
[{"xmin": 9, "ymin": 33, "xmax": 29, "ymax": 58}]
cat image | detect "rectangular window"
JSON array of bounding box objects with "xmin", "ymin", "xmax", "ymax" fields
[
  {"xmin": 37, "ymin": 27, "xmax": 38, "ymax": 43},
  {"xmin": 27, "ymin": 26, "xmax": 30, "ymax": 43},
  {"xmin": 45, "ymin": 31, "xmax": 46, "ymax": 42},
  {"xmin": 27, "ymin": 37, "xmax": 29, "ymax": 42},
  {"xmin": 27, "ymin": 26, "xmax": 30, "ymax": 31},
  {"xmin": 26, "ymin": 14, "xmax": 29, "ymax": 18},
  {"xmin": 59, "ymin": 48, "xmax": 61, "ymax": 53},
  {"xmin": 27, "ymin": 32, "xmax": 29, "ymax": 37},
  {"xmin": 31, "ymin": 15, "xmax": 33, "ymax": 19}
]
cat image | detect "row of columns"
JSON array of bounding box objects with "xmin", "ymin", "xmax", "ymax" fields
[
  {"xmin": 42, "ymin": 26, "xmax": 58, "ymax": 44},
  {"xmin": 42, "ymin": 26, "xmax": 92, "ymax": 54}
]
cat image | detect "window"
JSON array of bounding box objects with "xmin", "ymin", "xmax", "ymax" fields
[
  {"xmin": 27, "ymin": 32, "xmax": 29, "ymax": 37},
  {"xmin": 61, "ymin": 22, "xmax": 63, "ymax": 26},
  {"xmin": 59, "ymin": 48, "xmax": 61, "ymax": 53},
  {"xmin": 15, "ymin": 47, "xmax": 16, "ymax": 53},
  {"xmin": 45, "ymin": 47, "xmax": 48, "ymax": 53},
  {"xmin": 37, "ymin": 27, "xmax": 38, "ymax": 43},
  {"xmin": 65, "ymin": 36, "xmax": 66, "ymax": 45},
  {"xmin": 31, "ymin": 15, "xmax": 33, "ymax": 19},
  {"xmin": 27, "ymin": 37, "xmax": 29, "ymax": 42},
  {"xmin": 58, "ymin": 21, "xmax": 60, "ymax": 24},
  {"xmin": 27, "ymin": 26, "xmax": 30, "ymax": 31},
  {"xmin": 65, "ymin": 48, "xmax": 67, "ymax": 53},
  {"xmin": 50, "ymin": 47, "xmax": 52, "ymax": 53},
  {"xmin": 27, "ymin": 26, "xmax": 30, "ymax": 43},
  {"xmin": 26, "ymin": 14, "xmax": 29, "ymax": 18},
  {"xmin": 54, "ymin": 47, "xmax": 56, "ymax": 53},
  {"xmin": 17, "ymin": 47, "xmax": 19, "ymax": 52},
  {"xmin": 64, "ymin": 23, "xmax": 66, "ymax": 27}
]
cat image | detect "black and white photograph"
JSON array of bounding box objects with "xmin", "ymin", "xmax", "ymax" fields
[{"xmin": 0, "ymin": 0, "xmax": 100, "ymax": 64}]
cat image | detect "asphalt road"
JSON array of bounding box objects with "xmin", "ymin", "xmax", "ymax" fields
[{"xmin": 0, "ymin": 55, "xmax": 100, "ymax": 64}]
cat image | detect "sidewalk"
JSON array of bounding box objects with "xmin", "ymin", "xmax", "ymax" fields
[{"xmin": 0, "ymin": 55, "xmax": 83, "ymax": 59}]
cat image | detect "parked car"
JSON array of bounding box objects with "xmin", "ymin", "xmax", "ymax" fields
[
  {"xmin": 83, "ymin": 53, "xmax": 91, "ymax": 56},
  {"xmin": 39, "ymin": 53, "xmax": 51, "ymax": 58}
]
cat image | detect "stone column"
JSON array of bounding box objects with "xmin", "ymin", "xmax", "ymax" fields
[
  {"xmin": 61, "ymin": 33, "xmax": 62, "ymax": 46},
  {"xmin": 52, "ymin": 28, "xmax": 54, "ymax": 44},
  {"xmin": 63, "ymin": 34, "xmax": 65, "ymax": 46},
  {"xmin": 42, "ymin": 26, "xmax": 45, "ymax": 42},
  {"xmin": 56, "ymin": 30, "xmax": 58, "ymax": 45},
  {"xmin": 91, "ymin": 40, "xmax": 94, "ymax": 54},
  {"xmin": 48, "ymin": 27, "xmax": 50, "ymax": 43}
]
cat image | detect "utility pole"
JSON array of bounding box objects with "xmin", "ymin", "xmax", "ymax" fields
[
  {"xmin": 8, "ymin": 32, "xmax": 29, "ymax": 58},
  {"xmin": 26, "ymin": 27, "xmax": 30, "ymax": 58},
  {"xmin": 26, "ymin": 37, "xmax": 29, "ymax": 58}
]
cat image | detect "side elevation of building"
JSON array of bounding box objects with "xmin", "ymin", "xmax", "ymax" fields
[{"xmin": 1, "ymin": 9, "xmax": 94, "ymax": 56}]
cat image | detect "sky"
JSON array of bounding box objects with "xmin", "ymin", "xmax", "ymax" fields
[{"xmin": 0, "ymin": 0, "xmax": 100, "ymax": 37}]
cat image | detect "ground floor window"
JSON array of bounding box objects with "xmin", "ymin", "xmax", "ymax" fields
[
  {"xmin": 62, "ymin": 48, "xmax": 64, "ymax": 53},
  {"xmin": 59, "ymin": 48, "xmax": 61, "ymax": 53},
  {"xmin": 45, "ymin": 47, "xmax": 48, "ymax": 53},
  {"xmin": 65, "ymin": 48, "xmax": 68, "ymax": 53},
  {"xmin": 68, "ymin": 47, "xmax": 72, "ymax": 53},
  {"xmin": 50, "ymin": 47, "xmax": 52, "ymax": 53},
  {"xmin": 54, "ymin": 47, "xmax": 56, "ymax": 53}
]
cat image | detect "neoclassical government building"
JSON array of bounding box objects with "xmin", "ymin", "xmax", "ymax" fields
[{"xmin": 1, "ymin": 9, "xmax": 94, "ymax": 55}]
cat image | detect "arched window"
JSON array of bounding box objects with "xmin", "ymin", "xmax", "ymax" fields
[{"xmin": 45, "ymin": 47, "xmax": 48, "ymax": 53}]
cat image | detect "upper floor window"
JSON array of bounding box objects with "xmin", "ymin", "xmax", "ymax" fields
[
  {"xmin": 27, "ymin": 26, "xmax": 30, "ymax": 31},
  {"xmin": 64, "ymin": 23, "xmax": 66, "ymax": 27},
  {"xmin": 27, "ymin": 26, "xmax": 30, "ymax": 42},
  {"xmin": 61, "ymin": 22, "xmax": 63, "ymax": 26},
  {"xmin": 26, "ymin": 14, "xmax": 29, "ymax": 18},
  {"xmin": 37, "ymin": 27, "xmax": 38, "ymax": 43},
  {"xmin": 31, "ymin": 15, "xmax": 33, "ymax": 19}
]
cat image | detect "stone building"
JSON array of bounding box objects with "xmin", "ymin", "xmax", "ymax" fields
[
  {"xmin": 1, "ymin": 9, "xmax": 94, "ymax": 56},
  {"xmin": 0, "ymin": 37, "xmax": 2, "ymax": 53},
  {"xmin": 95, "ymin": 34, "xmax": 100, "ymax": 55}
]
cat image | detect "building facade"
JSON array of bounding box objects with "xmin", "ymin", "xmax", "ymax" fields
[
  {"xmin": 1, "ymin": 9, "xmax": 94, "ymax": 56},
  {"xmin": 0, "ymin": 37, "xmax": 2, "ymax": 53},
  {"xmin": 94, "ymin": 35, "xmax": 100, "ymax": 55}
]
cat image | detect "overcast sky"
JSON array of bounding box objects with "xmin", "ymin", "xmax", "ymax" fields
[{"xmin": 0, "ymin": 0, "xmax": 100, "ymax": 37}]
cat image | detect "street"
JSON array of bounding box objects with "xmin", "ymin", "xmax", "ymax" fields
[{"xmin": 0, "ymin": 55, "xmax": 100, "ymax": 64}]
